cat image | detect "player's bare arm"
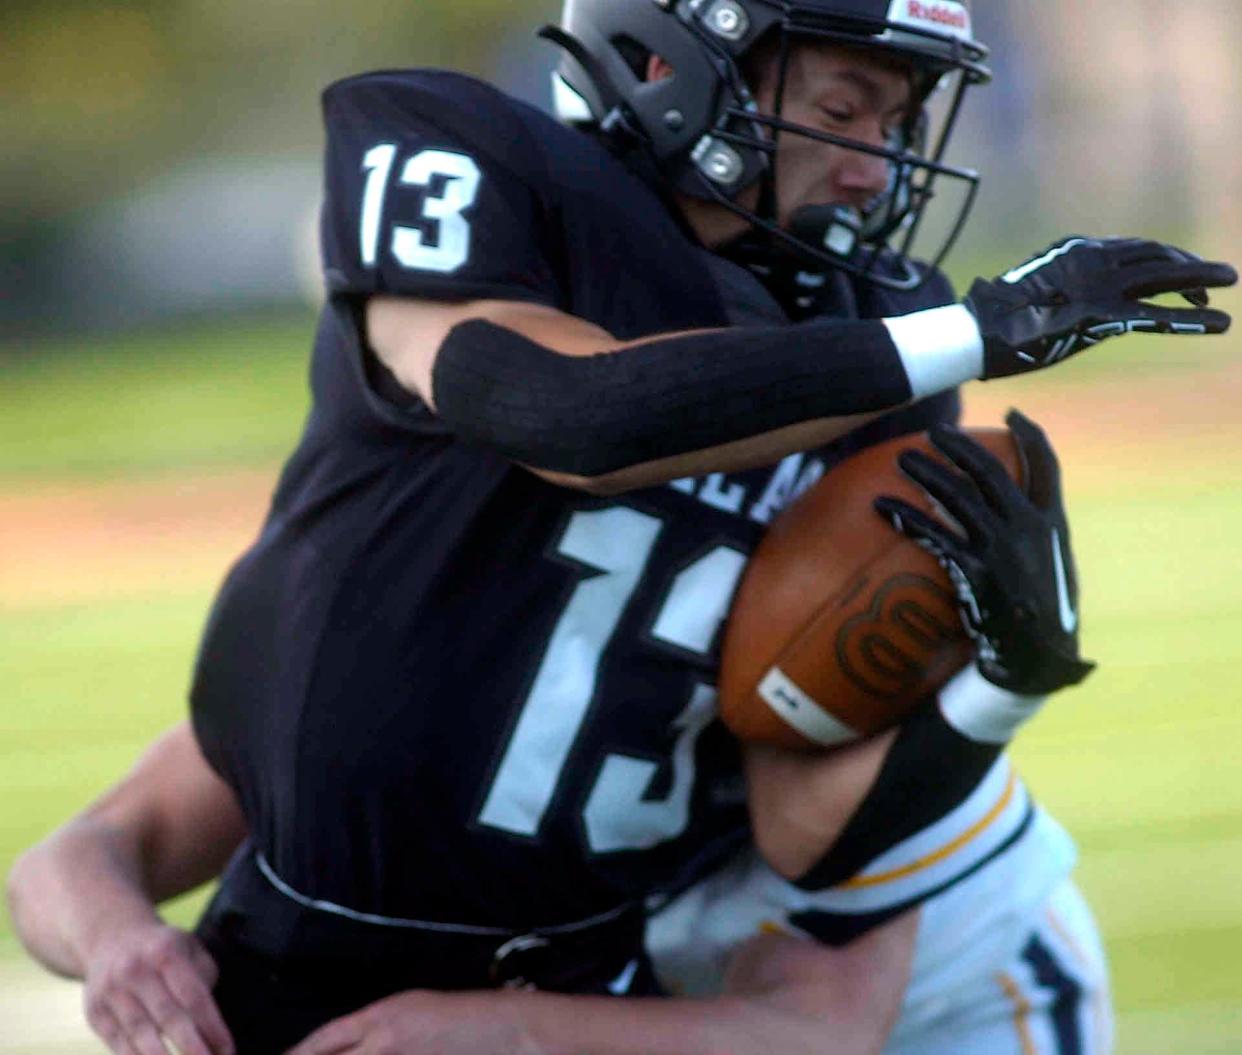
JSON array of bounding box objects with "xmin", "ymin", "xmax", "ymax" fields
[
  {"xmin": 287, "ymin": 912, "xmax": 918, "ymax": 1055},
  {"xmin": 366, "ymin": 233, "xmax": 1234, "ymax": 495},
  {"xmin": 8, "ymin": 722, "xmax": 242, "ymax": 1055},
  {"xmin": 744, "ymin": 733, "xmax": 896, "ymax": 880}
]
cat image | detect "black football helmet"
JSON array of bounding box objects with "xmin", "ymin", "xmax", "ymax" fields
[{"xmin": 543, "ymin": 0, "xmax": 991, "ymax": 289}]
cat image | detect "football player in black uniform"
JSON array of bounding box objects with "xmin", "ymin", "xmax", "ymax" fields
[{"xmin": 9, "ymin": 1, "xmax": 1235, "ymax": 1053}]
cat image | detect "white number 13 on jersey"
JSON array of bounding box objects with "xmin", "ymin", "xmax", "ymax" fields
[
  {"xmin": 359, "ymin": 144, "xmax": 481, "ymax": 274},
  {"xmin": 477, "ymin": 507, "xmax": 747, "ymax": 854}
]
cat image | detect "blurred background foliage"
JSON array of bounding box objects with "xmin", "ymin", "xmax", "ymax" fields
[
  {"xmin": 1, "ymin": 0, "xmax": 558, "ymax": 334},
  {"xmin": 1, "ymin": 0, "xmax": 548, "ymax": 219}
]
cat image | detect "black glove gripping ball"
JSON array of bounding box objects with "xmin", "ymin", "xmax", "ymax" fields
[{"xmin": 876, "ymin": 411, "xmax": 1095, "ymax": 696}]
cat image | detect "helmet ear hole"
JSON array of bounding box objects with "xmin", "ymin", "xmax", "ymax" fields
[
  {"xmin": 610, "ymin": 35, "xmax": 676, "ymax": 85},
  {"xmin": 610, "ymin": 34, "xmax": 654, "ymax": 81},
  {"xmin": 645, "ymin": 54, "xmax": 676, "ymax": 83}
]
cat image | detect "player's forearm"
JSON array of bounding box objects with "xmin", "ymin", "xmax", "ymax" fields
[
  {"xmin": 746, "ymin": 732, "xmax": 897, "ymax": 880},
  {"xmin": 8, "ymin": 723, "xmax": 245, "ymax": 979},
  {"xmin": 538, "ymin": 412, "xmax": 881, "ymax": 495},
  {"xmin": 793, "ymin": 693, "xmax": 1006, "ymax": 893},
  {"xmin": 497, "ymin": 991, "xmax": 728, "ymax": 1055},
  {"xmin": 7, "ymin": 818, "xmax": 163, "ymax": 979},
  {"xmin": 285, "ymin": 926, "xmax": 915, "ymax": 1055},
  {"xmin": 493, "ymin": 991, "xmax": 866, "ymax": 1055},
  {"xmin": 491, "ymin": 925, "xmax": 914, "ymax": 1055},
  {"xmin": 431, "ymin": 309, "xmax": 981, "ymax": 490}
]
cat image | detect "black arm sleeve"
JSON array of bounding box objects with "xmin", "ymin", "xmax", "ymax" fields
[
  {"xmin": 431, "ymin": 317, "xmax": 913, "ymax": 477},
  {"xmin": 794, "ymin": 698, "xmax": 1002, "ymax": 893}
]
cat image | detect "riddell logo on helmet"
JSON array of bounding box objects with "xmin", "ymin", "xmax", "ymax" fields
[{"xmin": 889, "ymin": 0, "xmax": 972, "ymax": 39}]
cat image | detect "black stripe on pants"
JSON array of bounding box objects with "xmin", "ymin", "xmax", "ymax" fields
[{"xmin": 1022, "ymin": 935, "xmax": 1084, "ymax": 1055}]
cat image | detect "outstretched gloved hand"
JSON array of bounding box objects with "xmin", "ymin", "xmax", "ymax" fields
[{"xmin": 965, "ymin": 236, "xmax": 1236, "ymax": 377}]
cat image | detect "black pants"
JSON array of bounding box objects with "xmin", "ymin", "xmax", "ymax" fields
[{"xmin": 196, "ymin": 849, "xmax": 660, "ymax": 1053}]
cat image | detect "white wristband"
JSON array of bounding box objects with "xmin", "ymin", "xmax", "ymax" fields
[
  {"xmin": 937, "ymin": 664, "xmax": 1047, "ymax": 744},
  {"xmin": 883, "ymin": 304, "xmax": 985, "ymax": 399}
]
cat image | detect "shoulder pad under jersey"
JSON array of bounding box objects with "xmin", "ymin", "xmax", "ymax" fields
[{"xmin": 320, "ymin": 70, "xmax": 564, "ymax": 305}]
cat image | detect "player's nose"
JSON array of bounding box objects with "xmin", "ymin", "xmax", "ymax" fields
[
  {"xmin": 835, "ymin": 138, "xmax": 891, "ymax": 203},
  {"xmin": 834, "ymin": 123, "xmax": 894, "ymax": 203}
]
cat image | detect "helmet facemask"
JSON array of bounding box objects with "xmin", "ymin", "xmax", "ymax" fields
[{"xmin": 548, "ymin": 0, "xmax": 992, "ymax": 291}]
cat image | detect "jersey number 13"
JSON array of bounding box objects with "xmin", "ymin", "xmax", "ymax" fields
[
  {"xmin": 478, "ymin": 507, "xmax": 746, "ymax": 854},
  {"xmin": 359, "ymin": 144, "xmax": 481, "ymax": 274}
]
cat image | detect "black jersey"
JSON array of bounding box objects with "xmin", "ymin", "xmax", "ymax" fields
[{"xmin": 191, "ymin": 70, "xmax": 960, "ymax": 942}]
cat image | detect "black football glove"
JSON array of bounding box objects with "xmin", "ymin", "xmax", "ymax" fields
[
  {"xmin": 874, "ymin": 411, "xmax": 1095, "ymax": 696},
  {"xmin": 965, "ymin": 236, "xmax": 1236, "ymax": 378}
]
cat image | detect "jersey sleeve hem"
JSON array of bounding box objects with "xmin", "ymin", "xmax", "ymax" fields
[
  {"xmin": 326, "ymin": 297, "xmax": 448, "ymax": 435},
  {"xmin": 784, "ymin": 757, "xmax": 1040, "ymax": 942},
  {"xmin": 331, "ymin": 275, "xmax": 560, "ymax": 309}
]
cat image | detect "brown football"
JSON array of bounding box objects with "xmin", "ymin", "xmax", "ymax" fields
[{"xmin": 718, "ymin": 427, "xmax": 1024, "ymax": 750}]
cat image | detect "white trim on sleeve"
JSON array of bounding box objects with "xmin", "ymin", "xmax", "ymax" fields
[
  {"xmin": 883, "ymin": 304, "xmax": 984, "ymax": 399},
  {"xmin": 938, "ymin": 663, "xmax": 1047, "ymax": 744}
]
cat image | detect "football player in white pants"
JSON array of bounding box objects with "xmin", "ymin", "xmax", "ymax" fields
[{"xmin": 649, "ymin": 751, "xmax": 1113, "ymax": 1054}]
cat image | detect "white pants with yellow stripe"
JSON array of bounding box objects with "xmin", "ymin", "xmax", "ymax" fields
[
  {"xmin": 648, "ymin": 767, "xmax": 1113, "ymax": 1054},
  {"xmin": 885, "ymin": 878, "xmax": 1112, "ymax": 1055}
]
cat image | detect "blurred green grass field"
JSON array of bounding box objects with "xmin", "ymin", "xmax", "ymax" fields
[{"xmin": 1, "ymin": 316, "xmax": 1240, "ymax": 1053}]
